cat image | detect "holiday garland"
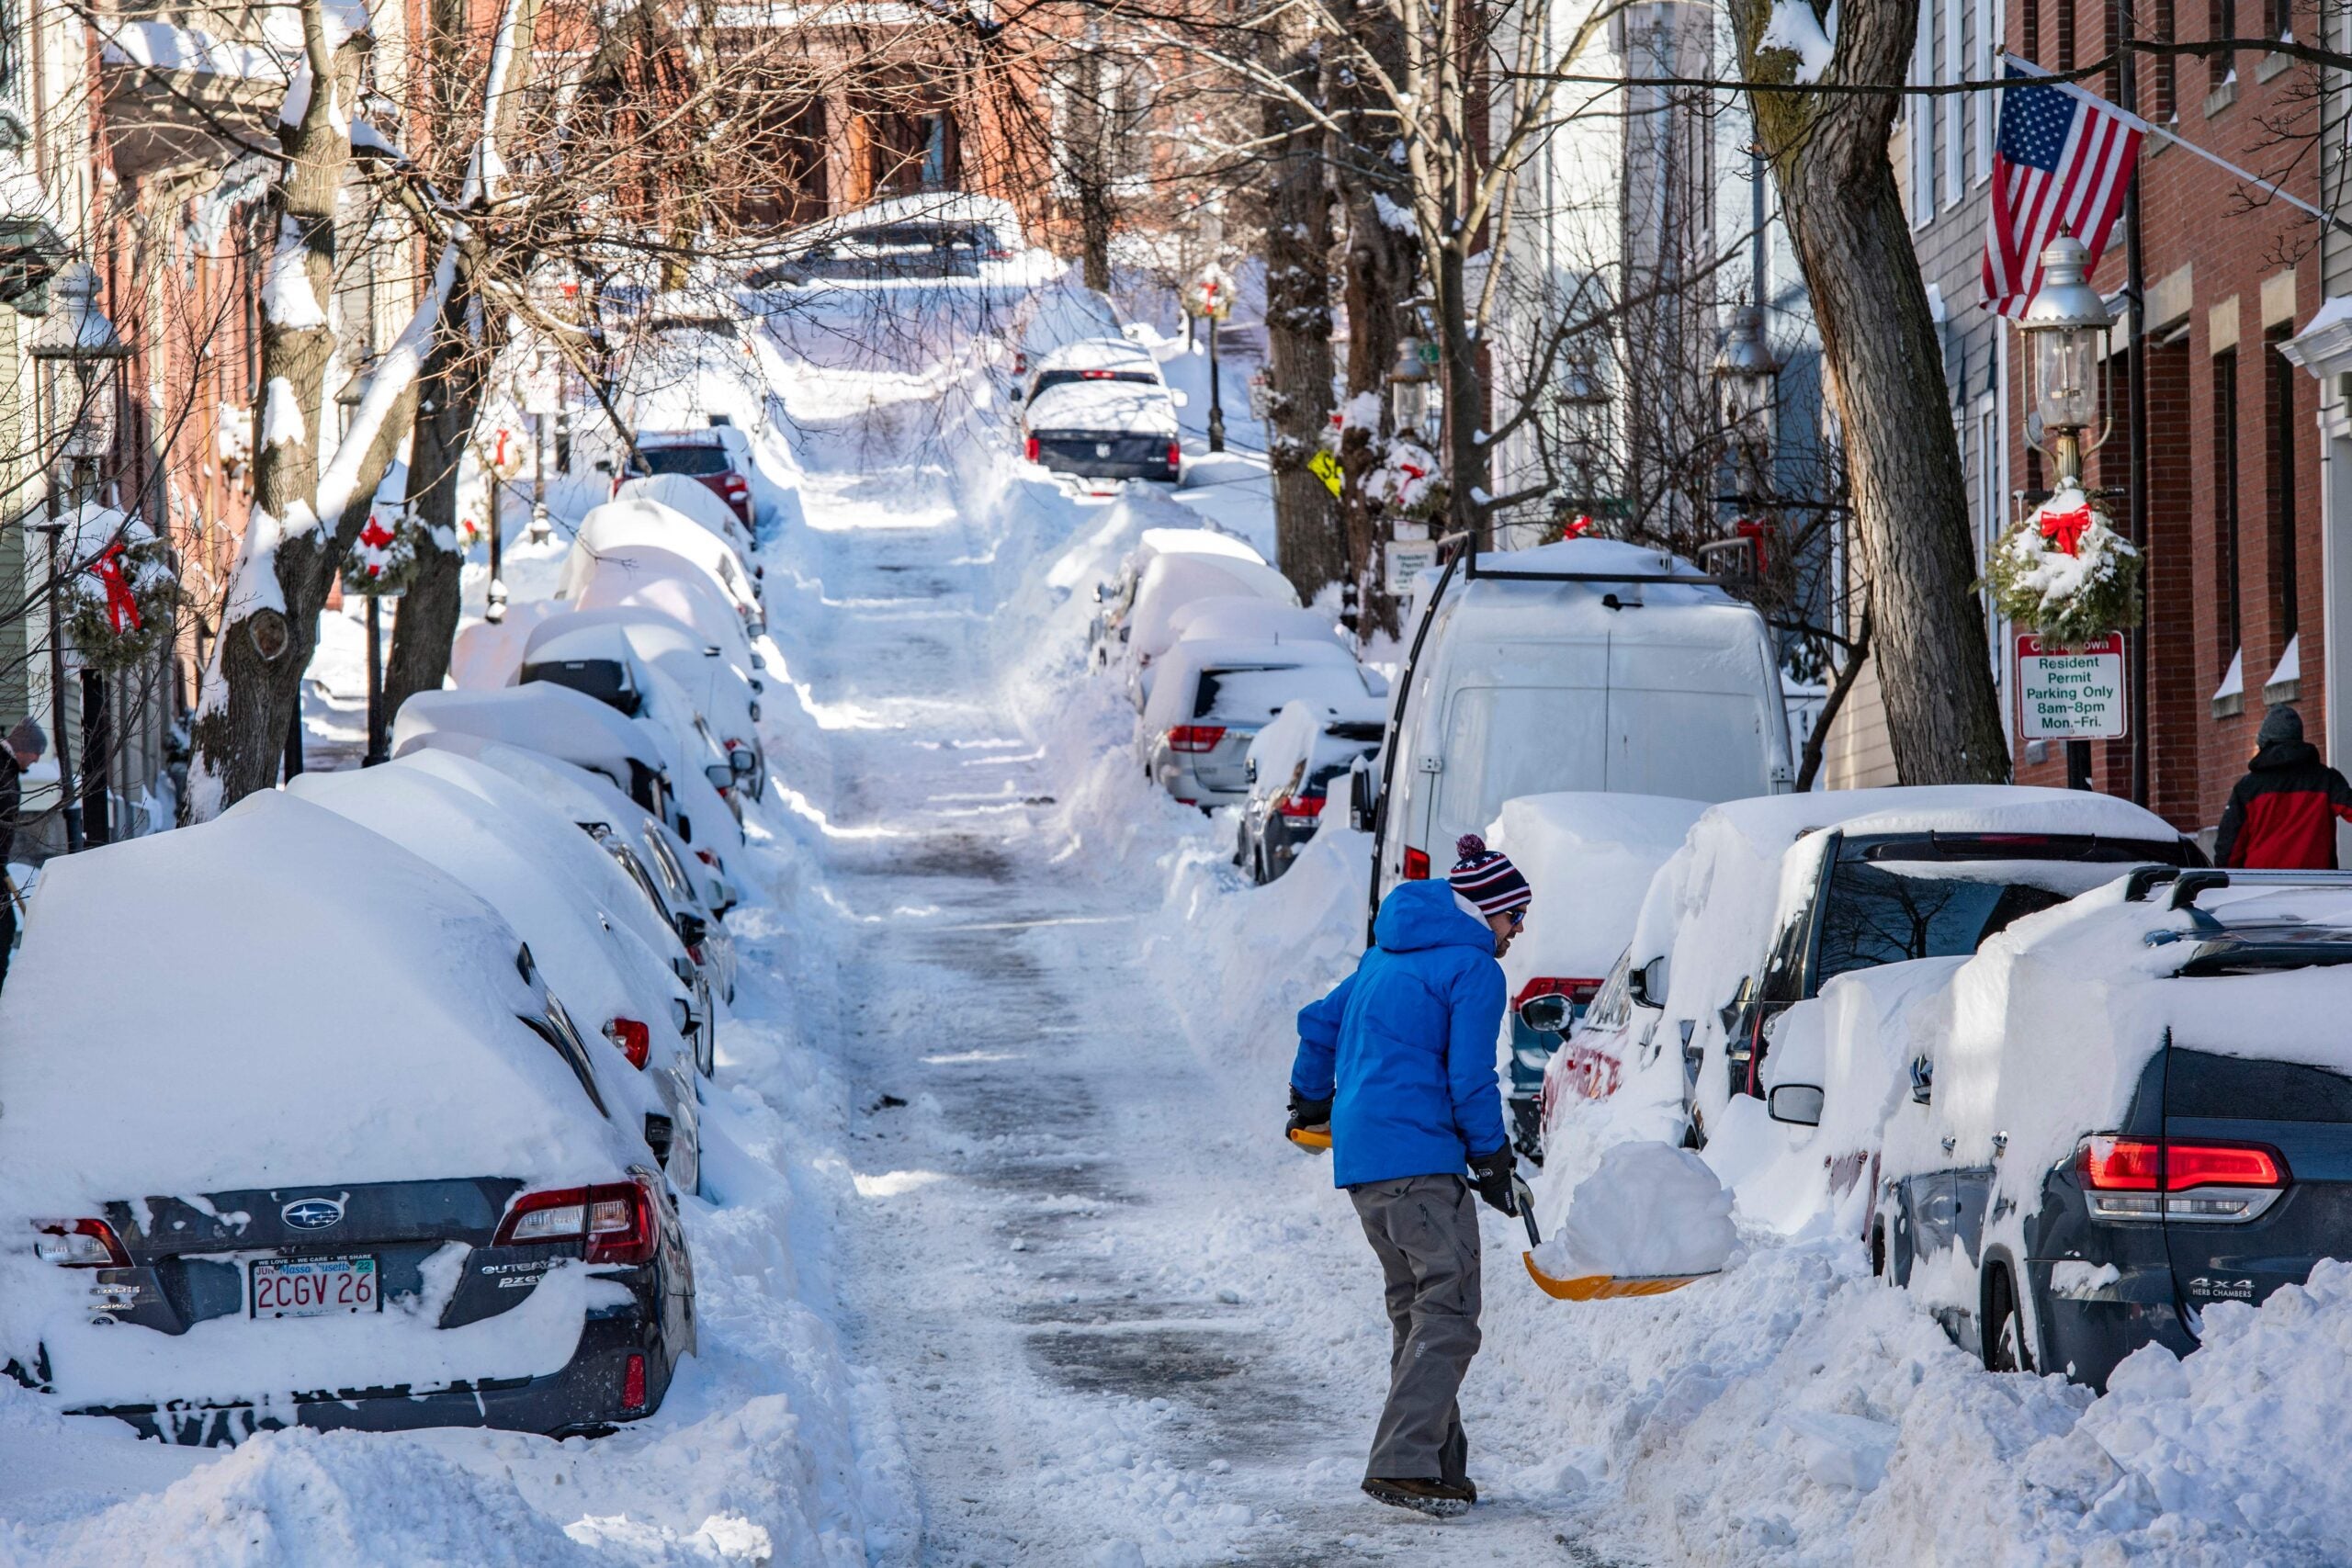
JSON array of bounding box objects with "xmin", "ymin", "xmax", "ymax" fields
[
  {"xmin": 62, "ymin": 514, "xmax": 180, "ymax": 677},
  {"xmin": 1983, "ymin": 484, "xmax": 2143, "ymax": 647}
]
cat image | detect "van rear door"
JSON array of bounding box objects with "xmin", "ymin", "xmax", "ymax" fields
[
  {"xmin": 1427, "ymin": 665, "xmax": 1606, "ymax": 859},
  {"xmin": 1604, "ymin": 635, "xmax": 1781, "ymax": 800}
]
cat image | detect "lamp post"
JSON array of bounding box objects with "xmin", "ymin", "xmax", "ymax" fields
[
  {"xmin": 1712, "ymin": 303, "xmax": 1781, "ymax": 582},
  {"xmin": 2017, "ymin": 230, "xmax": 2118, "ymax": 791},
  {"xmin": 28, "ymin": 262, "xmax": 129, "ymax": 855},
  {"xmin": 1388, "ymin": 334, "xmax": 1433, "ymax": 447},
  {"xmin": 335, "ymin": 365, "xmax": 390, "ymax": 767}
]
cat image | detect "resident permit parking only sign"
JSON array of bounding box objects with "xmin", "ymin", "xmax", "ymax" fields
[{"xmin": 2016, "ymin": 632, "xmax": 2127, "ymax": 740}]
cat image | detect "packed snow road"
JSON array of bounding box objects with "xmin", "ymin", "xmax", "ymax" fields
[{"xmin": 773, "ymin": 360, "xmax": 1638, "ymax": 1564}]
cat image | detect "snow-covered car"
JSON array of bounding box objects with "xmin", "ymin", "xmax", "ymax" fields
[
  {"xmin": 289, "ymin": 756, "xmax": 707, "ymax": 1194},
  {"xmin": 1545, "ymin": 788, "xmax": 2203, "ymax": 1160},
  {"xmin": 392, "ymin": 682, "xmax": 678, "ymax": 829},
  {"xmin": 0, "ymin": 794, "xmax": 695, "ymax": 1441},
  {"xmin": 559, "ymin": 502, "xmax": 763, "ymax": 634},
  {"xmin": 1005, "ymin": 273, "xmax": 1123, "ymax": 384},
  {"xmin": 1368, "ymin": 536, "xmax": 1795, "ymax": 905},
  {"xmin": 1088, "ymin": 525, "xmax": 1272, "ymax": 672},
  {"xmin": 514, "ymin": 621, "xmax": 756, "ymax": 824},
  {"xmin": 1485, "ymin": 792, "xmax": 1707, "ymax": 1159},
  {"xmin": 1021, "ymin": 339, "xmax": 1184, "ymax": 484},
  {"xmin": 1235, "ymin": 697, "xmax": 1386, "ymax": 884},
  {"xmin": 618, "ymin": 428, "xmax": 761, "ymax": 539},
  {"xmin": 521, "ymin": 609, "xmax": 766, "ymax": 801},
  {"xmin": 1122, "ymin": 553, "xmax": 1301, "ymax": 708},
  {"xmin": 1140, "ymin": 636, "xmax": 1381, "ymax": 810},
  {"xmin": 1773, "ymin": 867, "xmax": 2352, "ymax": 1390},
  {"xmin": 402, "ymin": 731, "xmax": 739, "ymax": 1008},
  {"xmin": 571, "ymin": 545, "xmax": 764, "ymax": 678}
]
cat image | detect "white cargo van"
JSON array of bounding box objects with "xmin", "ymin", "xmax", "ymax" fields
[{"xmin": 1365, "ymin": 537, "xmax": 1792, "ymax": 919}]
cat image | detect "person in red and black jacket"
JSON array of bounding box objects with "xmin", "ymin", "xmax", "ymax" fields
[{"xmin": 2215, "ymin": 706, "xmax": 2352, "ymax": 869}]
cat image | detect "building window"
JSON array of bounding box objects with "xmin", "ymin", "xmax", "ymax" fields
[
  {"xmin": 2269, "ymin": 327, "xmax": 2299, "ymax": 643},
  {"xmin": 2215, "ymin": 348, "xmax": 2240, "ymax": 667},
  {"xmin": 2023, "ymin": 0, "xmax": 2042, "ymax": 60},
  {"xmin": 2211, "ymin": 0, "xmax": 2237, "ymax": 86},
  {"xmin": 1974, "ymin": 0, "xmax": 1996, "ymax": 180},
  {"xmin": 2154, "ymin": 0, "xmax": 2178, "ymax": 118},
  {"xmin": 2058, "ymin": 0, "xmax": 2078, "ymax": 70},
  {"xmin": 2264, "ymin": 0, "xmax": 2290, "ymax": 40}
]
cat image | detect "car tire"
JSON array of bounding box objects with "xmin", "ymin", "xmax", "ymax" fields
[{"xmin": 1983, "ymin": 1266, "xmax": 2032, "ymax": 1373}]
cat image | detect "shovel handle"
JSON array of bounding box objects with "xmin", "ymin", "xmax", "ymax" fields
[{"xmin": 1512, "ymin": 1173, "xmax": 1542, "ymax": 1248}]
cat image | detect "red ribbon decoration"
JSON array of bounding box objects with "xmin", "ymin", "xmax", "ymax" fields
[
  {"xmin": 2040, "ymin": 503, "xmax": 2093, "ymax": 557},
  {"xmin": 357, "ymin": 513, "xmax": 395, "ymax": 550},
  {"xmin": 91, "ymin": 541, "xmax": 141, "ymax": 634}
]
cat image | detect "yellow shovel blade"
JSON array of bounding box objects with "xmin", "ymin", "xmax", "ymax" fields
[
  {"xmin": 1522, "ymin": 1252, "xmax": 1713, "ymax": 1301},
  {"xmin": 1286, "ymin": 1127, "xmax": 1332, "ymax": 1152}
]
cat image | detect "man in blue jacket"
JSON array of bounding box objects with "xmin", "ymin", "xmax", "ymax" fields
[{"xmin": 1287, "ymin": 833, "xmax": 1528, "ymax": 1517}]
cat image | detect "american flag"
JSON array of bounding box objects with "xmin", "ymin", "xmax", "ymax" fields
[{"xmin": 1982, "ymin": 59, "xmax": 2146, "ymax": 318}]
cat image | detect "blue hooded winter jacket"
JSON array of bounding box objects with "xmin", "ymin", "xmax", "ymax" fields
[{"xmin": 1289, "ymin": 880, "xmax": 1510, "ymax": 1188}]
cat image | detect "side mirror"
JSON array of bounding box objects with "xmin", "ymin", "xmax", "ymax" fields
[
  {"xmin": 730, "ymin": 749, "xmax": 757, "ymax": 776},
  {"xmin": 594, "ymin": 458, "xmax": 616, "ymax": 475},
  {"xmin": 673, "ymin": 910, "xmax": 708, "ymax": 950},
  {"xmin": 1170, "ymin": 389, "xmax": 1190, "ymax": 409},
  {"xmin": 1245, "ymin": 756, "xmax": 1259, "ymax": 785},
  {"xmin": 1518, "ymin": 994, "xmax": 1571, "ymax": 1033},
  {"xmin": 750, "ymin": 651, "xmax": 766, "ymax": 671},
  {"xmin": 1625, "ymin": 956, "xmax": 1667, "ymax": 1010},
  {"xmin": 1768, "ymin": 1083, "xmax": 1825, "ymax": 1126},
  {"xmin": 706, "ymin": 762, "xmax": 735, "ymax": 790},
  {"xmin": 1350, "ymin": 764, "xmax": 1376, "ymax": 832},
  {"xmin": 1909, "ymin": 1055, "xmax": 1934, "ymax": 1105}
]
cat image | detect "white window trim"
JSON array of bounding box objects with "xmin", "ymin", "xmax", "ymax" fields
[{"xmin": 1945, "ymin": 0, "xmax": 1965, "ymax": 208}]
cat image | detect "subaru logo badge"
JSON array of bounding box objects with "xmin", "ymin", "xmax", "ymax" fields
[{"xmin": 281, "ymin": 1198, "xmax": 344, "ymax": 1231}]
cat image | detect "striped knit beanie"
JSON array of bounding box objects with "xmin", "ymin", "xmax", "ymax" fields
[{"xmin": 1449, "ymin": 834, "xmax": 1532, "ymax": 918}]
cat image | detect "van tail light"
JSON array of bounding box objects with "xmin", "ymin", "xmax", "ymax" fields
[
  {"xmin": 604, "ymin": 1017, "xmax": 652, "ymax": 1069},
  {"xmin": 1024, "ymin": 435, "xmax": 1039, "ymax": 463},
  {"xmin": 1167, "ymin": 440, "xmax": 1182, "ymax": 470},
  {"xmin": 1513, "ymin": 977, "xmax": 1602, "ymax": 1011},
  {"xmin": 1167, "ymin": 726, "xmax": 1226, "ymax": 753},
  {"xmin": 496, "ymin": 1179, "xmax": 657, "ymax": 1265},
  {"xmin": 723, "ymin": 476, "xmax": 749, "ymax": 496},
  {"xmin": 32, "ymin": 1218, "xmax": 130, "ymax": 1268},
  {"xmin": 622, "ymin": 1351, "xmax": 649, "ymax": 1413},
  {"xmin": 2075, "ymin": 1136, "xmax": 2288, "ymax": 1222},
  {"xmin": 1402, "ymin": 846, "xmax": 1430, "ymax": 880},
  {"xmin": 1275, "ymin": 794, "xmax": 1325, "ymax": 818}
]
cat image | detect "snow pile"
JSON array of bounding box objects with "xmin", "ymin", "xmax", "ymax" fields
[
  {"xmin": 1530, "ymin": 1141, "xmax": 1736, "ymax": 1281},
  {"xmin": 1487, "ymin": 791, "xmax": 1705, "ymax": 998}
]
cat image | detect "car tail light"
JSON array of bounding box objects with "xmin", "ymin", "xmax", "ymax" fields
[
  {"xmin": 1403, "ymin": 846, "xmax": 1430, "ymax": 880},
  {"xmin": 2075, "ymin": 1136, "xmax": 2287, "ymax": 1222},
  {"xmin": 1167, "ymin": 726, "xmax": 1226, "ymax": 753},
  {"xmin": 32, "ymin": 1218, "xmax": 130, "ymax": 1268},
  {"xmin": 695, "ymin": 848, "xmax": 719, "ymax": 867},
  {"xmin": 622, "ymin": 1351, "xmax": 649, "ymax": 1413},
  {"xmin": 1167, "ymin": 440, "xmax": 1182, "ymax": 470},
  {"xmin": 1513, "ymin": 977, "xmax": 1602, "ymax": 1011},
  {"xmin": 724, "ymin": 476, "xmax": 748, "ymax": 496},
  {"xmin": 1276, "ymin": 794, "xmax": 1325, "ymax": 818},
  {"xmin": 496, "ymin": 1179, "xmax": 657, "ymax": 1265},
  {"xmin": 604, "ymin": 1017, "xmax": 652, "ymax": 1069},
  {"xmin": 687, "ymin": 942, "xmax": 707, "ymax": 966},
  {"xmin": 1024, "ymin": 435, "xmax": 1039, "ymax": 463},
  {"xmin": 1012, "ymin": 350, "xmax": 1027, "ymax": 374}
]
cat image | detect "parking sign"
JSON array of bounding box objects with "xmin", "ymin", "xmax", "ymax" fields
[{"xmin": 2016, "ymin": 632, "xmax": 2127, "ymax": 740}]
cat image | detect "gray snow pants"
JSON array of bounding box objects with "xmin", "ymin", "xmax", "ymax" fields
[{"xmin": 1347, "ymin": 1173, "xmax": 1482, "ymax": 1485}]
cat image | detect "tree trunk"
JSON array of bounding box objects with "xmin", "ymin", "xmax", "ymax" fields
[
  {"xmin": 184, "ymin": 18, "xmax": 385, "ymax": 818},
  {"xmin": 1261, "ymin": 14, "xmax": 1343, "ymax": 602},
  {"xmin": 1435, "ymin": 243, "xmax": 1490, "ymax": 538},
  {"xmin": 382, "ymin": 288, "xmax": 488, "ymax": 712},
  {"xmin": 1330, "ymin": 0, "xmax": 1419, "ymax": 639},
  {"xmin": 1735, "ymin": 0, "xmax": 2008, "ymax": 784}
]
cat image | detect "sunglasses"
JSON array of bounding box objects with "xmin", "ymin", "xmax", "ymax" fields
[{"xmin": 1506, "ymin": 908, "xmax": 1526, "ymax": 930}]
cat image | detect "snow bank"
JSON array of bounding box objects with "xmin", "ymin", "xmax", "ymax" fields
[
  {"xmin": 1530, "ymin": 1141, "xmax": 1736, "ymax": 1280},
  {"xmin": 1488, "ymin": 791, "xmax": 1705, "ymax": 993}
]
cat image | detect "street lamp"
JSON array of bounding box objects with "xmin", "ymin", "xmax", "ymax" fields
[
  {"xmin": 2018, "ymin": 231, "xmax": 2114, "ymax": 487},
  {"xmin": 336, "ymin": 363, "xmax": 393, "ymax": 768},
  {"xmin": 1389, "ymin": 335, "xmax": 1433, "ymax": 445},
  {"xmin": 1712, "ymin": 304, "xmax": 1779, "ymax": 456},
  {"xmin": 28, "ymin": 262, "xmax": 129, "ymax": 855}
]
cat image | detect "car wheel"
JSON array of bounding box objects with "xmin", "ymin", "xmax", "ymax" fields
[{"xmin": 1983, "ymin": 1266, "xmax": 2032, "ymax": 1373}]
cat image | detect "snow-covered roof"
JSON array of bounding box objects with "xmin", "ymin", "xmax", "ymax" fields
[
  {"xmin": 390, "ymin": 682, "xmax": 665, "ymax": 788},
  {"xmin": 0, "ymin": 794, "xmax": 641, "ymax": 1218},
  {"xmin": 1134, "ymin": 526, "xmax": 1264, "ymax": 568},
  {"xmin": 774, "ymin": 192, "xmax": 1023, "ymax": 254},
  {"xmin": 573, "ymin": 554, "xmax": 756, "ymax": 666},
  {"xmin": 1694, "ymin": 784, "xmax": 2185, "ymax": 863},
  {"xmin": 522, "ymin": 620, "xmax": 639, "ymax": 671},
  {"xmin": 1023, "ymin": 380, "xmax": 1179, "ymax": 437},
  {"xmin": 1129, "ymin": 554, "xmax": 1301, "ymax": 662},
  {"xmin": 1427, "ymin": 538, "xmax": 1734, "ymax": 629},
  {"xmin": 1140, "ymin": 635, "xmax": 1366, "ymax": 733},
  {"xmin": 1166, "ymin": 596, "xmax": 1345, "ymax": 650},
  {"xmin": 1036, "ymin": 337, "xmax": 1159, "ymax": 374},
  {"xmin": 611, "ymin": 475, "xmax": 748, "ymax": 552},
  {"xmin": 560, "ymin": 504, "xmax": 758, "ymax": 615}
]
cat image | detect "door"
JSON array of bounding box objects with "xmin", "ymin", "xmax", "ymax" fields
[
  {"xmin": 2162, "ymin": 1045, "xmax": 2352, "ymax": 1325},
  {"xmin": 1428, "ymin": 678, "xmax": 1606, "ymax": 857}
]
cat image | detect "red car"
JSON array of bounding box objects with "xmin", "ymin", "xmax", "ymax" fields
[{"xmin": 618, "ymin": 429, "xmax": 756, "ymax": 533}]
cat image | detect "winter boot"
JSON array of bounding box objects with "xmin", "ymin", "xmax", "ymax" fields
[{"xmin": 1361, "ymin": 1477, "xmax": 1476, "ymax": 1517}]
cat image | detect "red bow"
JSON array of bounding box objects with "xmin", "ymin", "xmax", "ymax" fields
[
  {"xmin": 1564, "ymin": 513, "xmax": 1594, "ymax": 537},
  {"xmin": 357, "ymin": 513, "xmax": 395, "ymax": 550},
  {"xmin": 91, "ymin": 541, "xmax": 141, "ymax": 634},
  {"xmin": 2040, "ymin": 503, "xmax": 2093, "ymax": 556}
]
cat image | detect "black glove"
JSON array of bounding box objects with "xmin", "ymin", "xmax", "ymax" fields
[
  {"xmin": 1287, "ymin": 1087, "xmax": 1333, "ymax": 1135},
  {"xmin": 1467, "ymin": 1146, "xmax": 1517, "ymax": 1215}
]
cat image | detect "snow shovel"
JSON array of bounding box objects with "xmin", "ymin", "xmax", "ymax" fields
[{"xmin": 1512, "ymin": 1174, "xmax": 1717, "ymax": 1301}]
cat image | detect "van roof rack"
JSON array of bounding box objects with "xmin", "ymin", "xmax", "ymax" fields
[
  {"xmin": 2127, "ymin": 866, "xmax": 2352, "ymax": 910},
  {"xmin": 1444, "ymin": 531, "xmax": 1738, "ymax": 589}
]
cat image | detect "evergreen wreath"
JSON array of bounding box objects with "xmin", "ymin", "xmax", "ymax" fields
[
  {"xmin": 1983, "ymin": 484, "xmax": 2143, "ymax": 647},
  {"xmin": 345, "ymin": 507, "xmax": 424, "ymax": 595},
  {"xmin": 62, "ymin": 515, "xmax": 179, "ymax": 677}
]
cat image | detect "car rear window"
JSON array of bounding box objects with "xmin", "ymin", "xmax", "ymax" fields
[
  {"xmin": 1813, "ymin": 862, "xmax": 2077, "ymax": 986},
  {"xmin": 2166, "ymin": 1047, "xmax": 2352, "ymax": 1122},
  {"xmin": 1033, "ymin": 369, "xmax": 1159, "ymax": 394},
  {"xmin": 1194, "ymin": 665, "xmax": 1307, "ymax": 721},
  {"xmin": 640, "ymin": 446, "xmax": 730, "ymax": 478}
]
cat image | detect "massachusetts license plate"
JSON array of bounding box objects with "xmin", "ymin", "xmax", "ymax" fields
[{"xmin": 251, "ymin": 1256, "xmax": 379, "ymax": 1318}]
